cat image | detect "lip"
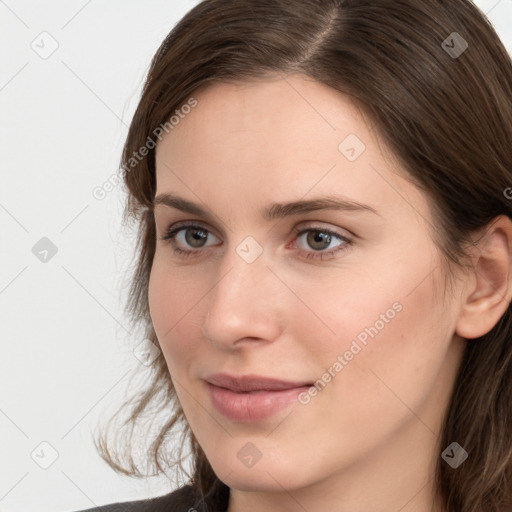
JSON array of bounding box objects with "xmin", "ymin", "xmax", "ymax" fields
[
  {"xmin": 204, "ymin": 373, "xmax": 313, "ymax": 422},
  {"xmin": 204, "ymin": 373, "xmax": 312, "ymax": 392}
]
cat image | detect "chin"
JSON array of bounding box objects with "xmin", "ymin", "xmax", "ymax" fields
[
  {"xmin": 220, "ymin": 473, "xmax": 293, "ymax": 493},
  {"xmin": 212, "ymin": 455, "xmax": 312, "ymax": 493}
]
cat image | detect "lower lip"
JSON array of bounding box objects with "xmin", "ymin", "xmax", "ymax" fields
[{"xmin": 206, "ymin": 382, "xmax": 311, "ymax": 422}]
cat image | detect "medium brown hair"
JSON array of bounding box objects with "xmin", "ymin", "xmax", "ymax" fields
[{"xmin": 94, "ymin": 1, "xmax": 512, "ymax": 510}]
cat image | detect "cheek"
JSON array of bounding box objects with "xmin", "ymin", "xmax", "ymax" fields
[
  {"xmin": 304, "ymin": 259, "xmax": 449, "ymax": 425},
  {"xmin": 148, "ymin": 251, "xmax": 218, "ymax": 376},
  {"xmin": 148, "ymin": 259, "xmax": 202, "ymax": 369}
]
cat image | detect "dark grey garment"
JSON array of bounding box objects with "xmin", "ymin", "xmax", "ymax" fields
[{"xmin": 73, "ymin": 483, "xmax": 230, "ymax": 512}]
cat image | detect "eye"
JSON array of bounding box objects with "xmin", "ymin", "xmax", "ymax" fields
[
  {"xmin": 160, "ymin": 223, "xmax": 221, "ymax": 257},
  {"xmin": 291, "ymin": 226, "xmax": 352, "ymax": 260},
  {"xmin": 159, "ymin": 222, "xmax": 352, "ymax": 261}
]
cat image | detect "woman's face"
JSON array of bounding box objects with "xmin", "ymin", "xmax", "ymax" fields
[{"xmin": 149, "ymin": 75, "xmax": 466, "ymax": 509}]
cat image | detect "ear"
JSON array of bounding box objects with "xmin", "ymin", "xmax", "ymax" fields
[{"xmin": 455, "ymin": 215, "xmax": 512, "ymax": 339}]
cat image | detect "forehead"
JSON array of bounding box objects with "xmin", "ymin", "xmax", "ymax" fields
[
  {"xmin": 156, "ymin": 75, "xmax": 374, "ymax": 163},
  {"xmin": 154, "ymin": 75, "xmax": 430, "ymax": 228}
]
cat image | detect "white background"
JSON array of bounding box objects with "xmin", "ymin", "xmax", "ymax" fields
[{"xmin": 1, "ymin": 1, "xmax": 511, "ymax": 511}]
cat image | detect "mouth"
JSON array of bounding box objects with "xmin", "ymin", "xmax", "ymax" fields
[
  {"xmin": 204, "ymin": 372, "xmax": 313, "ymax": 392},
  {"xmin": 204, "ymin": 373, "xmax": 314, "ymax": 422}
]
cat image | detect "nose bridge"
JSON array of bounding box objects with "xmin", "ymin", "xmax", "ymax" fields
[
  {"xmin": 210, "ymin": 247, "xmax": 273, "ymax": 316},
  {"xmin": 202, "ymin": 244, "xmax": 282, "ymax": 346}
]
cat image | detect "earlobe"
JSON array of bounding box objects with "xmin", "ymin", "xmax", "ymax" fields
[{"xmin": 455, "ymin": 215, "xmax": 512, "ymax": 340}]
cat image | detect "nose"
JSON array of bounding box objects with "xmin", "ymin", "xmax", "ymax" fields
[{"xmin": 202, "ymin": 248, "xmax": 284, "ymax": 349}]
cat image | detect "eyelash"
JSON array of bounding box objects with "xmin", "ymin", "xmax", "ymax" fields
[{"xmin": 160, "ymin": 222, "xmax": 353, "ymax": 261}]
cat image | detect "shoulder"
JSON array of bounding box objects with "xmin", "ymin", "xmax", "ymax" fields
[{"xmin": 73, "ymin": 484, "xmax": 216, "ymax": 512}]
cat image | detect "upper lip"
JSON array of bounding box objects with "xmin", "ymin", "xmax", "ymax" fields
[{"xmin": 204, "ymin": 373, "xmax": 312, "ymax": 392}]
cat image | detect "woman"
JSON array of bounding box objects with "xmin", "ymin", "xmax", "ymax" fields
[{"xmin": 78, "ymin": 0, "xmax": 512, "ymax": 511}]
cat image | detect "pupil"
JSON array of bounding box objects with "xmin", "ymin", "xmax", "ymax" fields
[
  {"xmin": 308, "ymin": 231, "xmax": 331, "ymax": 251},
  {"xmin": 186, "ymin": 228, "xmax": 207, "ymax": 247}
]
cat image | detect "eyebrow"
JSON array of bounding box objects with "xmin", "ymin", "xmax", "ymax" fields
[{"xmin": 154, "ymin": 193, "xmax": 380, "ymax": 221}]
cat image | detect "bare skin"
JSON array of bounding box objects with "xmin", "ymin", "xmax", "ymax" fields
[{"xmin": 148, "ymin": 74, "xmax": 512, "ymax": 512}]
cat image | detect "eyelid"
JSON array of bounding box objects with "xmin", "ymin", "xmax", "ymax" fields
[
  {"xmin": 292, "ymin": 221, "xmax": 355, "ymax": 239},
  {"xmin": 160, "ymin": 219, "xmax": 222, "ymax": 240},
  {"xmin": 288, "ymin": 224, "xmax": 352, "ymax": 258},
  {"xmin": 160, "ymin": 218, "xmax": 354, "ymax": 239},
  {"xmin": 163, "ymin": 223, "xmax": 222, "ymax": 248},
  {"xmin": 159, "ymin": 219, "xmax": 354, "ymax": 260}
]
